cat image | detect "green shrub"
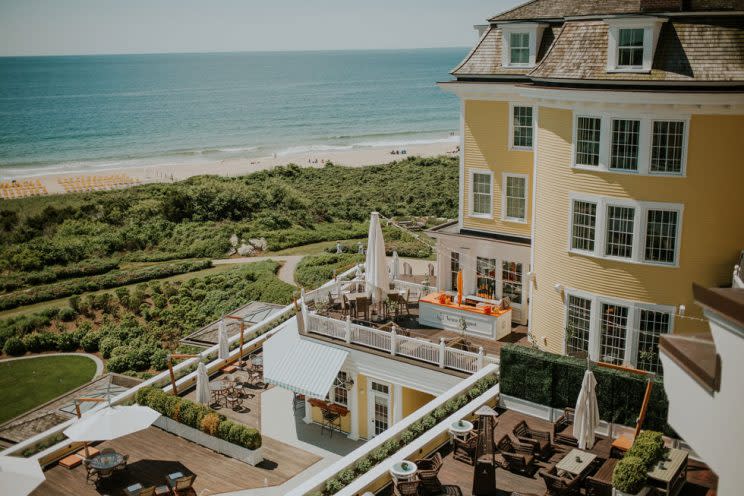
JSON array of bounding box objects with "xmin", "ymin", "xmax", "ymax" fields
[
  {"xmin": 628, "ymin": 431, "xmax": 665, "ymax": 468},
  {"xmin": 612, "ymin": 455, "xmax": 648, "ymax": 494},
  {"xmin": 295, "ymin": 253, "xmax": 364, "ymax": 289},
  {"xmin": 80, "ymin": 331, "xmax": 101, "ymax": 352},
  {"xmin": 421, "ymin": 414, "xmax": 436, "ymax": 430},
  {"xmin": 338, "ymin": 468, "xmax": 356, "ymax": 485},
  {"xmin": 400, "ymin": 428, "xmax": 417, "ymax": 445},
  {"xmin": 354, "ymin": 456, "xmax": 373, "ymax": 474},
  {"xmin": 3, "ymin": 336, "xmax": 26, "ymax": 356},
  {"xmin": 56, "ymin": 332, "xmax": 79, "ymax": 352},
  {"xmin": 99, "ymin": 336, "xmax": 122, "ymax": 358},
  {"xmin": 325, "ymin": 478, "xmax": 344, "ymax": 495}
]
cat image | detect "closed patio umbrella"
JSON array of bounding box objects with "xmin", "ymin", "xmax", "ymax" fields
[
  {"xmin": 574, "ymin": 369, "xmax": 600, "ymax": 449},
  {"xmin": 218, "ymin": 318, "xmax": 229, "ymax": 360},
  {"xmin": 196, "ymin": 362, "xmax": 211, "ymax": 405},
  {"xmin": 0, "ymin": 455, "xmax": 45, "ymax": 496},
  {"xmin": 391, "ymin": 250, "xmax": 400, "ymax": 280},
  {"xmin": 456, "ymin": 270, "xmax": 463, "ymax": 306},
  {"xmin": 365, "ymin": 212, "xmax": 389, "ymax": 304}
]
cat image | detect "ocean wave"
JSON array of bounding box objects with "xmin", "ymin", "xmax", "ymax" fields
[
  {"xmin": 275, "ymin": 144, "xmax": 354, "ymax": 156},
  {"xmin": 352, "ymin": 135, "xmax": 458, "ymax": 148}
]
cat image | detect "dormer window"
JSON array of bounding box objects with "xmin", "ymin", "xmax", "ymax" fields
[
  {"xmin": 499, "ymin": 23, "xmax": 548, "ymax": 68},
  {"xmin": 605, "ymin": 17, "xmax": 667, "ymax": 73},
  {"xmin": 617, "ymin": 28, "xmax": 644, "ymax": 68}
]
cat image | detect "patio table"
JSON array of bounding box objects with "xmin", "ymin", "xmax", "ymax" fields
[
  {"xmin": 89, "ymin": 451, "xmax": 125, "ymax": 471},
  {"xmin": 209, "ymin": 380, "xmax": 233, "ymax": 405},
  {"xmin": 555, "ymin": 448, "xmax": 596, "ymax": 478},
  {"xmin": 647, "ymin": 448, "xmax": 688, "ymax": 495}
]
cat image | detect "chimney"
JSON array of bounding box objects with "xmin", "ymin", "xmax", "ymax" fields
[{"xmin": 640, "ymin": 0, "xmax": 684, "ymax": 12}]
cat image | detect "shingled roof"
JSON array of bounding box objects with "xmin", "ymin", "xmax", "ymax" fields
[
  {"xmin": 489, "ymin": 0, "xmax": 744, "ymax": 22},
  {"xmin": 529, "ymin": 17, "xmax": 744, "ymax": 82}
]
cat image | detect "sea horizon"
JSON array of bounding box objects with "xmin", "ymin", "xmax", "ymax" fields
[{"xmin": 0, "ymin": 48, "xmax": 465, "ymax": 179}]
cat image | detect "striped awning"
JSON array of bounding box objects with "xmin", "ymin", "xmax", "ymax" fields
[{"xmin": 263, "ymin": 326, "xmax": 348, "ymax": 399}]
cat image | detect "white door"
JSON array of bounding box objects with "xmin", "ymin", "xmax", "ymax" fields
[{"xmin": 368, "ymin": 381, "xmax": 391, "ymax": 438}]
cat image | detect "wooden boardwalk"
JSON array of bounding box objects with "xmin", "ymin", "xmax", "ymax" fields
[{"xmin": 33, "ymin": 427, "xmax": 321, "ymax": 496}]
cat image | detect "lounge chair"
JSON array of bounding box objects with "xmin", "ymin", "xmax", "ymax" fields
[
  {"xmin": 553, "ymin": 407, "xmax": 578, "ymax": 446},
  {"xmin": 538, "ymin": 465, "xmax": 582, "ymax": 495},
  {"xmin": 512, "ymin": 420, "xmax": 552, "ymax": 459},
  {"xmin": 166, "ymin": 473, "xmax": 196, "ymax": 495},
  {"xmin": 453, "ymin": 431, "xmax": 478, "ymax": 465}
]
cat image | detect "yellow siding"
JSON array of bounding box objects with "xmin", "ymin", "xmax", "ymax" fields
[
  {"xmin": 402, "ymin": 387, "xmax": 434, "ymax": 417},
  {"xmin": 532, "ymin": 108, "xmax": 744, "ymax": 353},
  {"xmin": 462, "ymin": 100, "xmax": 533, "ymax": 237}
]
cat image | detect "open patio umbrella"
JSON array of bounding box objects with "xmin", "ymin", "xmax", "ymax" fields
[
  {"xmin": 0, "ymin": 455, "xmax": 45, "ymax": 496},
  {"xmin": 574, "ymin": 369, "xmax": 600, "ymax": 449},
  {"xmin": 196, "ymin": 362, "xmax": 211, "ymax": 405},
  {"xmin": 64, "ymin": 405, "xmax": 161, "ymax": 457},
  {"xmin": 456, "ymin": 270, "xmax": 463, "ymax": 306},
  {"xmin": 391, "ymin": 250, "xmax": 400, "ymax": 280},
  {"xmin": 365, "ymin": 212, "xmax": 389, "ymax": 304},
  {"xmin": 218, "ymin": 318, "xmax": 229, "ymax": 360}
]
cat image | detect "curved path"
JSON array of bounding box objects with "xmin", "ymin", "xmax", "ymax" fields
[{"xmin": 0, "ymin": 352, "xmax": 104, "ymax": 377}]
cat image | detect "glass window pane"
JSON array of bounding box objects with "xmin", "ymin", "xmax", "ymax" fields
[
  {"xmin": 510, "ymin": 32, "xmax": 530, "ymax": 64},
  {"xmin": 512, "ymin": 106, "xmax": 533, "ymax": 148},
  {"xmin": 505, "ymin": 176, "xmax": 526, "ymax": 220},
  {"xmin": 600, "ymin": 303, "xmax": 628, "ymax": 365},
  {"xmin": 476, "ymin": 257, "xmax": 497, "ymax": 300},
  {"xmin": 472, "ymin": 173, "xmax": 491, "ymax": 215},
  {"xmin": 618, "ymin": 28, "xmax": 644, "ymax": 67},
  {"xmin": 501, "ymin": 261, "xmax": 523, "ymax": 304},
  {"xmin": 651, "ymin": 121, "xmax": 684, "ymax": 173},
  {"xmin": 571, "ymin": 200, "xmax": 597, "ymax": 251},
  {"xmin": 566, "ymin": 295, "xmax": 591, "ymax": 357},
  {"xmin": 605, "ymin": 205, "xmax": 635, "ymax": 258},
  {"xmin": 576, "ymin": 117, "xmax": 601, "ymax": 166},
  {"xmin": 645, "ymin": 210, "xmax": 678, "ymax": 264},
  {"xmin": 637, "ymin": 310, "xmax": 670, "ymax": 373},
  {"xmin": 610, "ymin": 119, "xmax": 640, "ymax": 170},
  {"xmin": 450, "ymin": 252, "xmax": 460, "ymax": 291}
]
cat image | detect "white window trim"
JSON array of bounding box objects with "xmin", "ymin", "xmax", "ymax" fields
[
  {"xmin": 567, "ymin": 193, "xmax": 684, "ymax": 267},
  {"xmin": 562, "ymin": 287, "xmax": 675, "ymax": 368},
  {"xmin": 509, "ymin": 103, "xmax": 535, "ymax": 151},
  {"xmin": 501, "ymin": 173, "xmax": 528, "ymax": 224},
  {"xmin": 571, "ymin": 111, "xmax": 689, "ymax": 177},
  {"xmin": 499, "ymin": 23, "xmax": 547, "ymax": 68},
  {"xmin": 468, "ymin": 168, "xmax": 493, "ymax": 219},
  {"xmin": 605, "ymin": 17, "xmax": 667, "ymax": 73}
]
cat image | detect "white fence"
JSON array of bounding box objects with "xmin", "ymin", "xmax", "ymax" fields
[{"xmin": 306, "ymin": 313, "xmax": 495, "ymax": 374}]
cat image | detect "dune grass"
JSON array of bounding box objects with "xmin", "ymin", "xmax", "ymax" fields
[{"xmin": 0, "ymin": 355, "xmax": 97, "ymax": 424}]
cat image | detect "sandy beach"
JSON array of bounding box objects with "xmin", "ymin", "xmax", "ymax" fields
[{"xmin": 5, "ymin": 141, "xmax": 458, "ymax": 195}]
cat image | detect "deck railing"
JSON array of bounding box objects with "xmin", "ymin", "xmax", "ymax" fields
[{"xmin": 305, "ymin": 313, "xmax": 492, "ymax": 374}]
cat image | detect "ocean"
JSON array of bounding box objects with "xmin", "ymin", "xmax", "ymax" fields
[{"xmin": 0, "ymin": 48, "xmax": 466, "ymax": 179}]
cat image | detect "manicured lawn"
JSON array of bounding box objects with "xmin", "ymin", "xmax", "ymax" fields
[{"xmin": 0, "ymin": 355, "xmax": 97, "ymax": 424}]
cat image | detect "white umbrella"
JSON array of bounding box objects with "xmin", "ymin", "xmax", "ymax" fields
[
  {"xmin": 365, "ymin": 212, "xmax": 390, "ymax": 304},
  {"xmin": 574, "ymin": 369, "xmax": 600, "ymax": 449},
  {"xmin": 218, "ymin": 318, "xmax": 229, "ymax": 360},
  {"xmin": 0, "ymin": 455, "xmax": 45, "ymax": 496},
  {"xmin": 196, "ymin": 362, "xmax": 211, "ymax": 405},
  {"xmin": 391, "ymin": 251, "xmax": 400, "ymax": 280},
  {"xmin": 64, "ymin": 405, "xmax": 160, "ymax": 445}
]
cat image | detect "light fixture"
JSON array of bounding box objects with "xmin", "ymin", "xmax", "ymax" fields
[
  {"xmin": 678, "ymin": 305, "xmax": 686, "ymax": 316},
  {"xmin": 554, "ymin": 283, "xmax": 563, "ymax": 293}
]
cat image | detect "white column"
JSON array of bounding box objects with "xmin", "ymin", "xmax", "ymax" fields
[
  {"xmin": 303, "ymin": 397, "xmax": 312, "ymax": 424},
  {"xmin": 348, "ymin": 373, "xmax": 360, "ymax": 440},
  {"xmin": 393, "ymin": 383, "xmax": 403, "ymax": 424}
]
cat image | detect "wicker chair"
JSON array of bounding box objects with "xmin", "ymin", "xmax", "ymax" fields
[
  {"xmin": 166, "ymin": 473, "xmax": 196, "ymax": 495},
  {"xmin": 393, "ymin": 479, "xmax": 421, "ymax": 496},
  {"xmin": 495, "ymin": 435, "xmax": 535, "ymax": 474},
  {"xmin": 553, "ymin": 407, "xmax": 578, "ymax": 446},
  {"xmin": 414, "ymin": 452, "xmax": 443, "ymax": 495},
  {"xmin": 512, "ymin": 420, "xmax": 552, "ymax": 459},
  {"xmin": 453, "ymin": 431, "xmax": 478, "ymax": 465},
  {"xmin": 354, "ymin": 296, "xmax": 370, "ymax": 321},
  {"xmin": 538, "ymin": 466, "xmax": 582, "ymax": 495}
]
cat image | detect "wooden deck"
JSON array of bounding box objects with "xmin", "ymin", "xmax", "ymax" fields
[
  {"xmin": 33, "ymin": 426, "xmax": 321, "ymax": 496},
  {"xmin": 378, "ymin": 409, "xmax": 717, "ymax": 496}
]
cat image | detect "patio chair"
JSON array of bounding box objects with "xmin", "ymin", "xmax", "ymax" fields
[
  {"xmin": 166, "ymin": 473, "xmax": 196, "ymax": 495},
  {"xmin": 512, "ymin": 420, "xmax": 552, "ymax": 459},
  {"xmin": 354, "ymin": 296, "xmax": 370, "ymax": 321},
  {"xmin": 82, "ymin": 459, "xmax": 98, "ymax": 484},
  {"xmin": 320, "ymin": 408, "xmax": 341, "ymax": 438},
  {"xmin": 393, "ymin": 479, "xmax": 421, "ymax": 496},
  {"xmin": 124, "ymin": 483, "xmax": 157, "ymax": 496},
  {"xmin": 403, "ymin": 289, "xmax": 412, "ymax": 315},
  {"xmin": 553, "ymin": 407, "xmax": 578, "ymax": 446},
  {"xmin": 453, "ymin": 431, "xmax": 478, "ymax": 465},
  {"xmin": 293, "ymin": 393, "xmax": 306, "ymax": 410},
  {"xmin": 414, "ymin": 452, "xmax": 443, "ymax": 494},
  {"xmin": 100, "ymin": 447, "xmax": 115, "ymax": 455},
  {"xmin": 495, "ymin": 435, "xmax": 535, "ymax": 474},
  {"xmin": 226, "ymin": 394, "xmax": 244, "ymax": 411},
  {"xmin": 341, "ymin": 294, "xmax": 350, "ymax": 317},
  {"xmin": 538, "ymin": 465, "xmax": 581, "ymax": 495}
]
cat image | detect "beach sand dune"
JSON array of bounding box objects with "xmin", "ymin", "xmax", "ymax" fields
[{"xmin": 11, "ymin": 141, "xmax": 458, "ymax": 196}]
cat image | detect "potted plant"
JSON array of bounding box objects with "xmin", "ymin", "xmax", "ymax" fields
[{"xmin": 612, "ymin": 456, "xmax": 650, "ymax": 496}]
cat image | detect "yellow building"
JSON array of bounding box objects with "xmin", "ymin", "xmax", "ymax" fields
[{"xmin": 438, "ymin": 0, "xmax": 744, "ymax": 372}]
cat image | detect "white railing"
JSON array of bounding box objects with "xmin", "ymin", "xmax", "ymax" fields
[{"xmin": 305, "ymin": 312, "xmax": 492, "ymax": 374}]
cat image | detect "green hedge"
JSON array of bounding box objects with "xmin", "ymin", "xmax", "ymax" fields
[
  {"xmin": 0, "ymin": 259, "xmax": 211, "ymax": 311},
  {"xmin": 499, "ymin": 345, "xmax": 673, "ymax": 435},
  {"xmin": 0, "ymin": 258, "xmax": 120, "ymax": 293},
  {"xmin": 134, "ymin": 386, "xmax": 262, "ymax": 450},
  {"xmin": 295, "ymin": 253, "xmax": 364, "ymax": 290}
]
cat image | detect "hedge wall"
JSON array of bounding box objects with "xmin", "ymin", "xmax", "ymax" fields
[{"xmin": 499, "ymin": 345, "xmax": 673, "ymax": 435}]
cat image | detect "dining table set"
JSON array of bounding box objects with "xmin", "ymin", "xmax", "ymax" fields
[{"xmin": 209, "ymin": 355, "xmax": 263, "ymax": 409}]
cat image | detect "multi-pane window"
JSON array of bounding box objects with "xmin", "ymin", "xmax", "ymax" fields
[
  {"xmin": 637, "ymin": 310, "xmax": 670, "ymax": 373},
  {"xmin": 504, "ymin": 175, "xmax": 527, "ymax": 221},
  {"xmin": 566, "ymin": 295, "xmax": 591, "ymax": 357},
  {"xmin": 600, "ymin": 303, "xmax": 629, "ymax": 365},
  {"xmin": 512, "ymin": 106, "xmax": 533, "ymax": 148},
  {"xmin": 651, "ymin": 121, "xmax": 684, "ymax": 174},
  {"xmin": 471, "ymin": 172, "xmax": 492, "ymax": 216},
  {"xmin": 617, "ymin": 28, "xmax": 644, "ymax": 67},
  {"xmin": 576, "ymin": 117, "xmax": 601, "ymax": 166},
  {"xmin": 476, "ymin": 257, "xmax": 497, "ymax": 300},
  {"xmin": 509, "ymin": 32, "xmax": 530, "ymax": 65},
  {"xmin": 501, "ymin": 261, "xmax": 523, "ymax": 304},
  {"xmin": 645, "ymin": 210, "xmax": 678, "ymax": 264},
  {"xmin": 610, "ymin": 119, "xmax": 640, "ymax": 170},
  {"xmin": 571, "ymin": 201, "xmax": 597, "ymax": 252},
  {"xmin": 605, "ymin": 205, "xmax": 635, "ymax": 258},
  {"xmin": 450, "ymin": 252, "xmax": 460, "ymax": 291},
  {"xmin": 333, "ymin": 371, "xmax": 348, "ymax": 406}
]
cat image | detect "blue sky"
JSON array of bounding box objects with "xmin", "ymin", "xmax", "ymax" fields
[{"xmin": 0, "ymin": 0, "xmax": 522, "ymax": 56}]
